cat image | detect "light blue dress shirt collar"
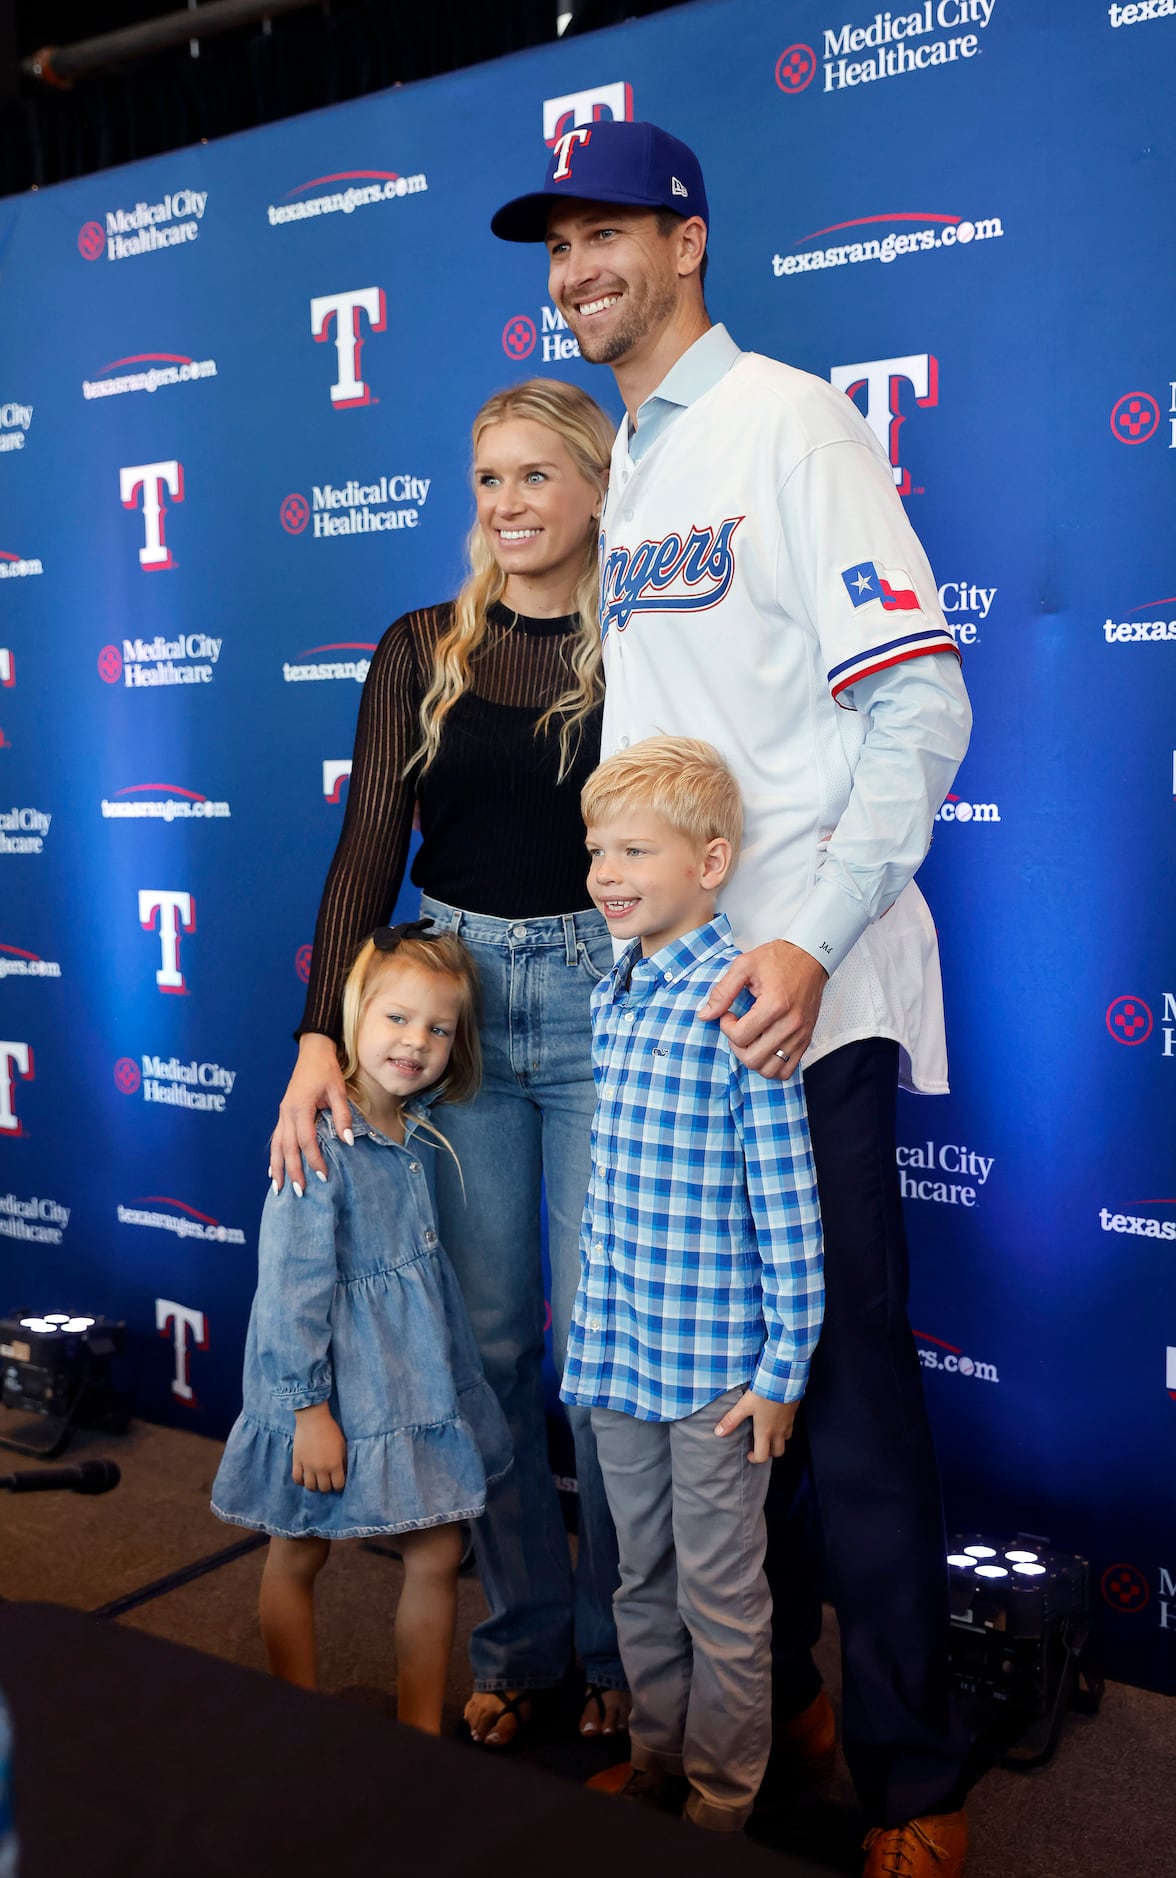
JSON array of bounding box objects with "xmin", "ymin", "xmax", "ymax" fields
[{"xmin": 627, "ymin": 322, "xmax": 742, "ymax": 462}]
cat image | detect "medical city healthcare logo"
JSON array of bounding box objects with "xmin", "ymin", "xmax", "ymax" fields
[
  {"xmin": 1109, "ymin": 383, "xmax": 1176, "ymax": 447},
  {"xmin": 0, "ymin": 1191, "xmax": 69, "ymax": 1247},
  {"xmin": 502, "ymin": 304, "xmax": 581, "ymax": 366},
  {"xmin": 279, "ymin": 470, "xmax": 432, "ymax": 541},
  {"xmin": 0, "ymin": 808, "xmax": 52, "ymax": 855},
  {"xmin": 774, "ymin": 208, "xmax": 1002, "ymax": 279},
  {"xmin": 78, "ymin": 187, "xmax": 208, "ymax": 262},
  {"xmin": 782, "ymin": 4, "xmax": 998, "ymax": 97},
  {"xmin": 0, "ymin": 402, "xmax": 32, "ymax": 452},
  {"xmin": 115, "ymin": 1051, "xmax": 237, "ymax": 1114},
  {"xmin": 97, "ymin": 634, "xmax": 222, "ymax": 688},
  {"xmin": 267, "ymin": 166, "xmax": 428, "ymax": 229},
  {"xmin": 831, "ymin": 353, "xmax": 937, "ymax": 494},
  {"xmin": 1106, "ymin": 990, "xmax": 1176, "ymax": 1056}
]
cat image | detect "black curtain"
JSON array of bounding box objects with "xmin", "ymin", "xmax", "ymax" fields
[{"xmin": 1, "ymin": 0, "xmax": 685, "ymax": 198}]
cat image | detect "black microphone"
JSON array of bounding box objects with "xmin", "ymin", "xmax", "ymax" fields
[{"xmin": 0, "ymin": 1459, "xmax": 121, "ymax": 1495}]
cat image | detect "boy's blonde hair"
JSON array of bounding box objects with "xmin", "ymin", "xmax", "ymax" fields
[
  {"xmin": 338, "ymin": 931, "xmax": 482, "ymax": 1111},
  {"xmin": 581, "ymin": 735, "xmax": 743, "ymax": 861}
]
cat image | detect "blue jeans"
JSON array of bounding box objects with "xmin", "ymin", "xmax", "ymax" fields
[{"xmin": 420, "ymin": 894, "xmax": 624, "ymax": 1693}]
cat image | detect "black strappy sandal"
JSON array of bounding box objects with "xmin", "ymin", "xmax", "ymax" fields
[
  {"xmin": 459, "ymin": 1689, "xmax": 533, "ymax": 1750},
  {"xmin": 579, "ymin": 1683, "xmax": 629, "ymax": 1735}
]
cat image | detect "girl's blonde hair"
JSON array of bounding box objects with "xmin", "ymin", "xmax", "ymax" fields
[
  {"xmin": 339, "ymin": 933, "xmax": 482, "ymax": 1136},
  {"xmin": 411, "ymin": 378, "xmax": 615, "ymax": 782}
]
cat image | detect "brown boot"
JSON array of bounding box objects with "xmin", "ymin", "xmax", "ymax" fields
[{"xmin": 862, "ymin": 1810, "xmax": 968, "ymax": 1877}]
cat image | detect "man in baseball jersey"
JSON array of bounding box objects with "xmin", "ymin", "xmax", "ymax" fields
[{"xmin": 492, "ymin": 122, "xmax": 972, "ymax": 1875}]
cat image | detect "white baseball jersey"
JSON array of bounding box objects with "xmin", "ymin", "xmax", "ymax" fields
[{"xmin": 599, "ymin": 349, "xmax": 960, "ymax": 1093}]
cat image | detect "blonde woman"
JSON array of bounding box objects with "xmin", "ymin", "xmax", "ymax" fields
[{"xmin": 271, "ymin": 380, "xmax": 628, "ymax": 1747}]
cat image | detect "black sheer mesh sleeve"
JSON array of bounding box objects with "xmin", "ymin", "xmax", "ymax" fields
[{"xmin": 295, "ymin": 607, "xmax": 439, "ymax": 1041}]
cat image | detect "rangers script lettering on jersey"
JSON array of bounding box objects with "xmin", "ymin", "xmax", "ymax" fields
[{"xmin": 600, "ymin": 518, "xmax": 743, "ymax": 638}]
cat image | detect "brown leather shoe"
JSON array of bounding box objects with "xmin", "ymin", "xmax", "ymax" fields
[
  {"xmin": 862, "ymin": 1810, "xmax": 968, "ymax": 1877},
  {"xmin": 585, "ymin": 1762, "xmax": 689, "ymax": 1815},
  {"xmin": 774, "ymin": 1689, "xmax": 837, "ymax": 1786}
]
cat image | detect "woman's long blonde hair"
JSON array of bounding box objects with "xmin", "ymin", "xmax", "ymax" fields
[{"xmin": 411, "ymin": 378, "xmax": 615, "ymax": 782}]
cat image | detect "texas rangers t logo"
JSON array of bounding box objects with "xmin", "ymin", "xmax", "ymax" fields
[
  {"xmin": 600, "ymin": 518, "xmax": 743, "ymax": 638},
  {"xmin": 552, "ymin": 128, "xmax": 592, "ymax": 180}
]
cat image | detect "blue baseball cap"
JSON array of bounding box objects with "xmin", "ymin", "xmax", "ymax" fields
[{"xmin": 491, "ymin": 119, "xmax": 709, "ymax": 243}]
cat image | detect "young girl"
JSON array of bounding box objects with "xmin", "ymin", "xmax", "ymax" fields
[{"xmin": 212, "ymin": 921, "xmax": 511, "ymax": 1732}]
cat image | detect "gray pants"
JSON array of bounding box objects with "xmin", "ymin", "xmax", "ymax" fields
[{"xmin": 591, "ymin": 1387, "xmax": 773, "ymax": 1831}]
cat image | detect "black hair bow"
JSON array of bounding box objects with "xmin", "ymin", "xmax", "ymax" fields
[{"xmin": 372, "ymin": 918, "xmax": 437, "ymax": 951}]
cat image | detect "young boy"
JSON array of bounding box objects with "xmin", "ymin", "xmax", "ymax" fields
[{"xmin": 562, "ymin": 735, "xmax": 824, "ymax": 1834}]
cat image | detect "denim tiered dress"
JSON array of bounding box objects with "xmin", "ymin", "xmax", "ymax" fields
[{"xmin": 212, "ymin": 1104, "xmax": 511, "ymax": 1540}]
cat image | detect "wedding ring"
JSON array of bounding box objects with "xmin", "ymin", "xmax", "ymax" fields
[{"xmin": 775, "ymin": 1049, "xmax": 788, "ymax": 1060}]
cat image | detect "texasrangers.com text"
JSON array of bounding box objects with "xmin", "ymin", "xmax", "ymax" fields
[
  {"xmin": 267, "ymin": 175, "xmax": 427, "ymax": 226},
  {"xmin": 83, "ymin": 359, "xmax": 217, "ymax": 401},
  {"xmin": 774, "ymin": 216, "xmax": 1002, "ymax": 279}
]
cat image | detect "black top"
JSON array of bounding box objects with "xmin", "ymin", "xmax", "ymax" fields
[{"xmin": 298, "ymin": 600, "xmax": 603, "ymax": 1040}]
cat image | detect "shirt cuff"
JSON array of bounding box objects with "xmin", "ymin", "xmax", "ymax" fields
[
  {"xmin": 750, "ymin": 1354, "xmax": 810, "ymax": 1404},
  {"xmin": 781, "ymin": 874, "xmax": 872, "ymax": 977}
]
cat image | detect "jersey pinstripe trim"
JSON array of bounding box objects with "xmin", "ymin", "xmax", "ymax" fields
[{"xmin": 828, "ymin": 628, "xmax": 961, "ymax": 700}]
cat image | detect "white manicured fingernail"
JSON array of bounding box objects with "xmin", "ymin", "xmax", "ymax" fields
[
  {"xmin": 343, "ymin": 1128, "xmax": 354, "ymax": 1146},
  {"xmin": 293, "ymin": 1181, "xmax": 304, "ymax": 1198},
  {"xmin": 315, "ymin": 1169, "xmax": 327, "ymax": 1182},
  {"xmin": 271, "ymin": 1178, "xmax": 279, "ymax": 1195}
]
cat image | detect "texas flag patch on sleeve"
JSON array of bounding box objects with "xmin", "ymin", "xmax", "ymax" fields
[
  {"xmin": 840, "ymin": 560, "xmax": 921, "ymax": 611},
  {"xmin": 828, "ymin": 560, "xmax": 960, "ymax": 704}
]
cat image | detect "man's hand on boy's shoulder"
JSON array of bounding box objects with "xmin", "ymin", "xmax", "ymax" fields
[
  {"xmin": 714, "ymin": 1389, "xmax": 800, "ymax": 1462},
  {"xmin": 699, "ymin": 939, "xmax": 828, "ymax": 1080}
]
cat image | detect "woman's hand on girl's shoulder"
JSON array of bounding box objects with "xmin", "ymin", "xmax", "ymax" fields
[
  {"xmin": 271, "ymin": 1033, "xmax": 355, "ymax": 1194},
  {"xmin": 292, "ymin": 1403, "xmax": 347, "ymax": 1492}
]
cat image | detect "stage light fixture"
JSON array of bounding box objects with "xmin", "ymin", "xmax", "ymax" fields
[
  {"xmin": 947, "ymin": 1531, "xmax": 1101, "ymax": 1768},
  {"xmin": 0, "ymin": 1312, "xmax": 128, "ymax": 1459}
]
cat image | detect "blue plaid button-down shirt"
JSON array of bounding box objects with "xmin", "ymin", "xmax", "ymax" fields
[{"xmin": 561, "ymin": 915, "xmax": 824, "ymax": 1422}]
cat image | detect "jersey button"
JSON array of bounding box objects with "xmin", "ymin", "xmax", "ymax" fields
[{"xmin": 408, "ymin": 1161, "xmax": 421, "ymax": 1174}]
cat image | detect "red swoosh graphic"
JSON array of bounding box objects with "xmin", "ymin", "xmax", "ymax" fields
[
  {"xmin": 1129, "ymin": 596, "xmax": 1176, "ymax": 611},
  {"xmin": 913, "ymin": 1331, "xmax": 963, "ymax": 1355},
  {"xmin": 797, "ymin": 212, "xmax": 961, "ymax": 244},
  {"xmin": 115, "ymin": 783, "xmax": 207, "ymax": 801},
  {"xmin": 136, "ymin": 1196, "xmax": 219, "ymax": 1225},
  {"xmin": 0, "ymin": 943, "xmax": 41, "ymax": 960},
  {"xmin": 298, "ymin": 643, "xmax": 379, "ymax": 657},
  {"xmin": 285, "ymin": 171, "xmax": 400, "ymax": 196},
  {"xmin": 97, "ymin": 354, "xmax": 192, "ymax": 373},
  {"xmin": 0, "ymin": 551, "xmax": 22, "ymax": 561}
]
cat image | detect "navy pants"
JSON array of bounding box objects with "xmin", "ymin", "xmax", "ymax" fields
[{"xmin": 765, "ymin": 1038, "xmax": 970, "ymax": 1828}]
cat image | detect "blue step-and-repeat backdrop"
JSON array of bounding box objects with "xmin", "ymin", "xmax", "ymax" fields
[{"xmin": 1, "ymin": 0, "xmax": 1173, "ymax": 1692}]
